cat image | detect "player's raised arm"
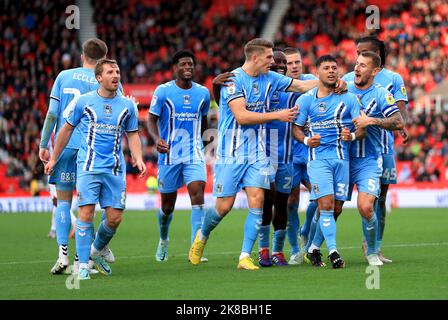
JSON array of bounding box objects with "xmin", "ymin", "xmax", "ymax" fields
[
  {"xmin": 287, "ymin": 78, "xmax": 319, "ymax": 93},
  {"xmin": 229, "ymin": 97, "xmax": 298, "ymax": 125}
]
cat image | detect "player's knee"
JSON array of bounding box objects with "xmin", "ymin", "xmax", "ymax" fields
[
  {"xmin": 161, "ymin": 204, "xmax": 175, "ymax": 215},
  {"xmin": 319, "ymin": 199, "xmax": 333, "ymax": 211},
  {"xmin": 358, "ymin": 203, "xmax": 373, "ymax": 218},
  {"xmin": 189, "ymin": 193, "xmax": 204, "ymax": 206},
  {"xmin": 216, "ymin": 204, "xmax": 232, "ymax": 216},
  {"xmin": 107, "ymin": 215, "xmax": 122, "ymax": 228}
]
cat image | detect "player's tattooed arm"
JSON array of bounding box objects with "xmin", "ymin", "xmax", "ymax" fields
[
  {"xmin": 353, "ymin": 111, "xmax": 404, "ymax": 131},
  {"xmin": 292, "ymin": 124, "xmax": 320, "ymax": 147},
  {"xmin": 341, "ymin": 126, "xmax": 367, "ymax": 141},
  {"xmin": 396, "ymin": 100, "xmax": 410, "ymax": 144}
]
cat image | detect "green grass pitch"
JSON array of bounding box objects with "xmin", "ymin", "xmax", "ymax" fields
[{"xmin": 0, "ymin": 208, "xmax": 447, "ymax": 300}]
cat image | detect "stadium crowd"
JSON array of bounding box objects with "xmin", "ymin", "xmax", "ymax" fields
[{"xmin": 0, "ymin": 0, "xmax": 447, "ymax": 194}]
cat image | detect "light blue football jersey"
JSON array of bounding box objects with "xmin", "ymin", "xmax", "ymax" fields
[
  {"xmin": 291, "ymin": 74, "xmax": 318, "ymax": 164},
  {"xmin": 265, "ymin": 90, "xmax": 295, "ymax": 164},
  {"xmin": 218, "ymin": 67, "xmax": 293, "ymax": 163},
  {"xmin": 343, "ymin": 68, "xmax": 408, "ymax": 154},
  {"xmin": 50, "ymin": 67, "xmax": 124, "ymax": 150},
  {"xmin": 149, "ymin": 80, "xmax": 210, "ymax": 164},
  {"xmin": 294, "ymin": 88, "xmax": 361, "ymax": 161},
  {"xmin": 347, "ymin": 82, "xmax": 400, "ymax": 158},
  {"xmin": 66, "ymin": 90, "xmax": 138, "ymax": 175}
]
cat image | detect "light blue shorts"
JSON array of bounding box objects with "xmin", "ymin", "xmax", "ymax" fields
[
  {"xmin": 292, "ymin": 162, "xmax": 310, "ymax": 189},
  {"xmin": 269, "ymin": 163, "xmax": 294, "ymax": 194},
  {"xmin": 76, "ymin": 172, "xmax": 126, "ymax": 210},
  {"xmin": 308, "ymin": 159, "xmax": 350, "ymax": 201},
  {"xmin": 49, "ymin": 148, "xmax": 77, "ymax": 191},
  {"xmin": 213, "ymin": 160, "xmax": 270, "ymax": 197},
  {"xmin": 347, "ymin": 157, "xmax": 382, "ymax": 201},
  {"xmin": 380, "ymin": 154, "xmax": 397, "ymax": 184},
  {"xmin": 157, "ymin": 162, "xmax": 206, "ymax": 194}
]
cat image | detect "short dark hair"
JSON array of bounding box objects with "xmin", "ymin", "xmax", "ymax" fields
[
  {"xmin": 283, "ymin": 47, "xmax": 301, "ymax": 55},
  {"xmin": 82, "ymin": 38, "xmax": 108, "ymax": 62},
  {"xmin": 94, "ymin": 58, "xmax": 118, "ymax": 77},
  {"xmin": 244, "ymin": 38, "xmax": 274, "ymax": 59},
  {"xmin": 356, "ymin": 36, "xmax": 386, "ymax": 67},
  {"xmin": 316, "ymin": 55, "xmax": 337, "ymax": 68},
  {"xmin": 359, "ymin": 51, "xmax": 381, "ymax": 68},
  {"xmin": 172, "ymin": 50, "xmax": 196, "ymax": 65}
]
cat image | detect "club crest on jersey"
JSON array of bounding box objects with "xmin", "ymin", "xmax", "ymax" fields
[
  {"xmin": 103, "ymin": 104, "xmax": 112, "ymax": 117},
  {"xmin": 183, "ymin": 95, "xmax": 191, "ymax": 105},
  {"xmin": 385, "ymin": 93, "xmax": 395, "ymax": 105},
  {"xmin": 216, "ymin": 184, "xmax": 223, "ymax": 194},
  {"xmin": 317, "ymin": 103, "xmax": 327, "ymax": 113},
  {"xmin": 159, "ymin": 180, "xmax": 164, "ymax": 189},
  {"xmin": 313, "ymin": 184, "xmax": 319, "ymax": 194},
  {"xmin": 77, "ymin": 192, "xmax": 82, "ymax": 202},
  {"xmin": 252, "ymin": 83, "xmax": 259, "ymax": 95}
]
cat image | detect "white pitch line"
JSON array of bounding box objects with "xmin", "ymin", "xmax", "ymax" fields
[{"xmin": 1, "ymin": 242, "xmax": 447, "ymax": 266}]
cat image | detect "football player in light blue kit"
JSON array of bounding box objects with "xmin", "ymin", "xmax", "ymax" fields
[
  {"xmin": 257, "ymin": 51, "xmax": 294, "ymax": 267},
  {"xmin": 293, "ymin": 55, "xmax": 364, "ymax": 269},
  {"xmin": 343, "ymin": 51, "xmax": 404, "ymax": 266},
  {"xmin": 39, "ymin": 39, "xmax": 115, "ymax": 274},
  {"xmin": 148, "ymin": 50, "xmax": 210, "ymax": 262},
  {"xmin": 45, "ymin": 59, "xmax": 146, "ymax": 280},
  {"xmin": 189, "ymin": 38, "xmax": 323, "ymax": 270},
  {"xmin": 282, "ymin": 47, "xmax": 319, "ymax": 265},
  {"xmin": 343, "ymin": 36, "xmax": 409, "ymax": 263}
]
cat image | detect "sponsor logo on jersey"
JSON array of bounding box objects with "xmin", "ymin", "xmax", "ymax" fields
[
  {"xmin": 385, "ymin": 93, "xmax": 395, "ymax": 105},
  {"xmin": 401, "ymin": 86, "xmax": 407, "ymax": 96},
  {"xmin": 150, "ymin": 95, "xmax": 158, "ymax": 107}
]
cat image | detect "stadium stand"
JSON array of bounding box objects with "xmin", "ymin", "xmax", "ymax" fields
[{"xmin": 0, "ymin": 0, "xmax": 447, "ymax": 195}]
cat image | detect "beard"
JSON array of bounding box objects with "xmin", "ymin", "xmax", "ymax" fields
[{"xmin": 322, "ymin": 79, "xmax": 337, "ymax": 89}]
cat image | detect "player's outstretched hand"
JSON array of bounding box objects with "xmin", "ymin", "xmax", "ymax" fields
[
  {"xmin": 353, "ymin": 111, "xmax": 370, "ymax": 129},
  {"xmin": 399, "ymin": 128, "xmax": 409, "ymax": 144},
  {"xmin": 334, "ymin": 78, "xmax": 347, "ymax": 94},
  {"xmin": 156, "ymin": 139, "xmax": 170, "ymax": 153},
  {"xmin": 133, "ymin": 159, "xmax": 147, "ymax": 178},
  {"xmin": 39, "ymin": 148, "xmax": 50, "ymax": 165},
  {"xmin": 277, "ymin": 106, "xmax": 298, "ymax": 123},
  {"xmin": 44, "ymin": 159, "xmax": 56, "ymax": 175},
  {"xmin": 341, "ymin": 127, "xmax": 352, "ymax": 141},
  {"xmin": 307, "ymin": 134, "xmax": 321, "ymax": 147},
  {"xmin": 212, "ymin": 72, "xmax": 235, "ymax": 86}
]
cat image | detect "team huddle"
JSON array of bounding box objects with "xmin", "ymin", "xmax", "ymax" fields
[{"xmin": 40, "ymin": 36, "xmax": 408, "ymax": 280}]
